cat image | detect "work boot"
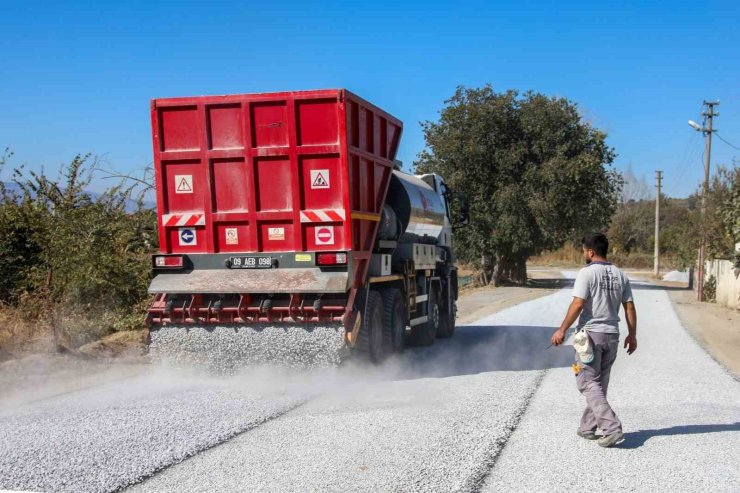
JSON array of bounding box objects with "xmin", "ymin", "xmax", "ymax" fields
[
  {"xmin": 597, "ymin": 431, "xmax": 624, "ymax": 448},
  {"xmin": 577, "ymin": 429, "xmax": 598, "ymax": 440}
]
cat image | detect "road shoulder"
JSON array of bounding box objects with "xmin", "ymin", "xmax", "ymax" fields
[
  {"xmin": 667, "ymin": 288, "xmax": 740, "ymax": 378},
  {"xmin": 625, "ymin": 270, "xmax": 739, "ymax": 379},
  {"xmin": 456, "ymin": 268, "xmax": 563, "ymax": 325}
]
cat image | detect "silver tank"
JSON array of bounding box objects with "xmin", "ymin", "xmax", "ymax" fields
[{"xmin": 380, "ymin": 170, "xmax": 446, "ymax": 243}]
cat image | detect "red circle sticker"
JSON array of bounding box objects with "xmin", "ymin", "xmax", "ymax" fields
[{"xmin": 316, "ymin": 227, "xmax": 334, "ymax": 244}]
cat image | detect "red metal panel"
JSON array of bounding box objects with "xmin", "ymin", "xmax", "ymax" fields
[
  {"xmin": 250, "ymin": 101, "xmax": 289, "ymax": 148},
  {"xmin": 150, "ymin": 89, "xmax": 402, "ymax": 292},
  {"xmin": 295, "ymin": 98, "xmax": 340, "ymax": 146},
  {"xmin": 207, "ymin": 104, "xmax": 243, "ymax": 150},
  {"xmin": 255, "ymin": 157, "xmax": 292, "ymax": 211},
  {"xmin": 211, "ymin": 158, "xmax": 249, "ymax": 212},
  {"xmin": 341, "ymin": 91, "xmax": 402, "ymax": 298},
  {"xmin": 214, "ymin": 222, "xmax": 249, "ymax": 253},
  {"xmin": 159, "ymin": 106, "xmax": 199, "ymax": 151},
  {"xmin": 258, "ymin": 221, "xmax": 294, "ymax": 251},
  {"xmin": 300, "ymin": 155, "xmax": 343, "ymax": 211}
]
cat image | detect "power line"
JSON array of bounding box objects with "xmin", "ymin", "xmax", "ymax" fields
[
  {"xmin": 665, "ymin": 102, "xmax": 706, "ymax": 198},
  {"xmin": 715, "ymin": 132, "xmax": 740, "ymax": 151},
  {"xmin": 666, "ymin": 132, "xmax": 702, "ymax": 198}
]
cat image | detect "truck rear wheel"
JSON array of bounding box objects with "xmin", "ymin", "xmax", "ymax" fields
[
  {"xmin": 355, "ymin": 289, "xmax": 386, "ymax": 363},
  {"xmin": 437, "ymin": 287, "xmax": 456, "ymax": 339},
  {"xmin": 380, "ymin": 288, "xmax": 406, "ymax": 354},
  {"xmin": 408, "ymin": 285, "xmax": 439, "ymax": 347}
]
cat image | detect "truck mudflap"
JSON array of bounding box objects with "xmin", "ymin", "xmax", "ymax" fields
[
  {"xmin": 148, "ymin": 268, "xmax": 349, "ymax": 294},
  {"xmin": 149, "ymin": 322, "xmax": 347, "ymax": 370}
]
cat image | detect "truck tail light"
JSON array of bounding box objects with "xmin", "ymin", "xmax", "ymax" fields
[
  {"xmin": 153, "ymin": 255, "xmax": 184, "ymax": 269},
  {"xmin": 316, "ymin": 252, "xmax": 348, "ymax": 266}
]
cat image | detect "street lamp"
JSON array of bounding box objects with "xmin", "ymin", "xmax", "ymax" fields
[
  {"xmin": 688, "ymin": 120, "xmax": 704, "ymax": 132},
  {"xmin": 687, "ymin": 101, "xmax": 719, "ymax": 301}
]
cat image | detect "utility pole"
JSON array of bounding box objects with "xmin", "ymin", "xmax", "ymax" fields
[
  {"xmin": 654, "ymin": 170, "xmax": 662, "ymax": 277},
  {"xmin": 695, "ymin": 100, "xmax": 719, "ymax": 301}
]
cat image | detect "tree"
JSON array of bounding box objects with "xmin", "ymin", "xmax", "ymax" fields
[
  {"xmin": 0, "ymin": 151, "xmax": 157, "ymax": 347},
  {"xmin": 619, "ymin": 164, "xmax": 653, "ymax": 203},
  {"xmin": 608, "ymin": 200, "xmax": 654, "ymax": 254},
  {"xmin": 707, "ymin": 165, "xmax": 739, "ymax": 258},
  {"xmin": 415, "ymin": 86, "xmax": 620, "ymax": 284},
  {"xmin": 653, "ymin": 165, "xmax": 737, "ymax": 269}
]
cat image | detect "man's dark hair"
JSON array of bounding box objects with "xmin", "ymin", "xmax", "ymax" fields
[{"xmin": 582, "ymin": 233, "xmax": 609, "ymax": 257}]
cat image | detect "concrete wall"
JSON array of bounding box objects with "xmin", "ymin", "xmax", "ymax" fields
[{"xmin": 705, "ymin": 259, "xmax": 740, "ymax": 310}]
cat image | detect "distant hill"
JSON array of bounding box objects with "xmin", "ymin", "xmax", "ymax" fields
[{"xmin": 1, "ymin": 181, "xmax": 155, "ymax": 212}]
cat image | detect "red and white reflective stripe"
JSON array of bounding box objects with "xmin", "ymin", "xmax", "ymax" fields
[
  {"xmin": 162, "ymin": 213, "xmax": 206, "ymax": 227},
  {"xmin": 299, "ymin": 209, "xmax": 346, "ymax": 223}
]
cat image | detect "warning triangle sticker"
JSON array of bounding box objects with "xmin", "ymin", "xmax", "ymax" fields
[
  {"xmin": 176, "ymin": 177, "xmax": 192, "ymax": 192},
  {"xmin": 312, "ymin": 172, "xmax": 328, "ymax": 188}
]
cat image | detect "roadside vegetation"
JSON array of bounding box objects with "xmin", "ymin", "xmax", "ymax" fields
[
  {"xmin": 1, "ymin": 85, "xmax": 737, "ymax": 358},
  {"xmin": 416, "ymin": 85, "xmax": 621, "ymax": 285},
  {"xmin": 534, "ymin": 164, "xmax": 739, "ymax": 272},
  {"xmin": 415, "ymin": 85, "xmax": 737, "ymax": 283},
  {"xmin": 0, "ymin": 149, "xmax": 156, "ymax": 358}
]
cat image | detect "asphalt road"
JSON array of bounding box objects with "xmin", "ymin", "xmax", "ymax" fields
[{"xmin": 1, "ymin": 273, "xmax": 738, "ymax": 492}]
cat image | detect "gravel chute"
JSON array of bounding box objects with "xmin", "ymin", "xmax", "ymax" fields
[{"xmin": 149, "ymin": 323, "xmax": 347, "ymax": 371}]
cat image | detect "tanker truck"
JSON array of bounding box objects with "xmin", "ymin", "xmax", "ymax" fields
[{"xmin": 146, "ymin": 89, "xmax": 467, "ymax": 366}]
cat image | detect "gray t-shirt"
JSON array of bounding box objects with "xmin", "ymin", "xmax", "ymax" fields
[{"xmin": 573, "ymin": 262, "xmax": 633, "ymax": 334}]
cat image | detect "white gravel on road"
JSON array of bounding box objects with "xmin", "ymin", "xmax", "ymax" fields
[
  {"xmin": 0, "ymin": 368, "xmax": 307, "ymax": 493},
  {"xmin": 130, "ymin": 371, "xmax": 545, "ymax": 493},
  {"xmin": 150, "ymin": 323, "xmax": 346, "ymax": 370},
  {"xmin": 129, "ymin": 291, "xmax": 577, "ymax": 493},
  {"xmin": 3, "ymin": 272, "xmax": 737, "ymax": 493},
  {"xmin": 662, "ymin": 270, "xmax": 690, "ymax": 283},
  {"xmin": 482, "ymin": 280, "xmax": 740, "ymax": 492}
]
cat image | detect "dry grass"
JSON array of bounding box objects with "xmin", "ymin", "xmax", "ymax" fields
[
  {"xmin": 54, "ymin": 306, "xmax": 117, "ymax": 347},
  {"xmin": 78, "ymin": 330, "xmax": 145, "ymax": 358},
  {"xmin": 0, "ymin": 296, "xmax": 129, "ymax": 360},
  {"xmin": 531, "ymin": 244, "xmax": 683, "ymax": 270},
  {"xmin": 529, "ymin": 244, "xmax": 583, "ymax": 267},
  {"xmin": 0, "ymin": 302, "xmax": 54, "ymax": 358},
  {"xmin": 456, "ymin": 263, "xmax": 488, "ymax": 289}
]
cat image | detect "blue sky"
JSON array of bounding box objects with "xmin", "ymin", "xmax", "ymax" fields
[{"xmin": 1, "ymin": 0, "xmax": 738, "ymax": 198}]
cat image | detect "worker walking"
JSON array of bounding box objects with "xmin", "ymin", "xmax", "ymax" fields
[{"xmin": 550, "ymin": 233, "xmax": 638, "ymax": 448}]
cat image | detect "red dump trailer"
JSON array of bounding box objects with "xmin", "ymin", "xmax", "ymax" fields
[{"xmin": 146, "ymin": 89, "xmax": 464, "ymax": 364}]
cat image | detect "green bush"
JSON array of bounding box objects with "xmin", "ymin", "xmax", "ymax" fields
[
  {"xmin": 0, "ymin": 150, "xmax": 157, "ymax": 347},
  {"xmin": 703, "ymin": 275, "xmax": 717, "ymax": 302}
]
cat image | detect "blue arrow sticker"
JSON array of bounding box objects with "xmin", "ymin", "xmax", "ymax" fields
[{"xmin": 179, "ymin": 228, "xmax": 196, "ymax": 246}]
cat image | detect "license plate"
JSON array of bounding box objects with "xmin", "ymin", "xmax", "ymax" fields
[{"xmin": 229, "ymin": 256, "xmax": 273, "ymax": 269}]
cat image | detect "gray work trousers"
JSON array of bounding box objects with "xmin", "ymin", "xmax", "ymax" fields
[{"xmin": 575, "ymin": 331, "xmax": 622, "ymax": 435}]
